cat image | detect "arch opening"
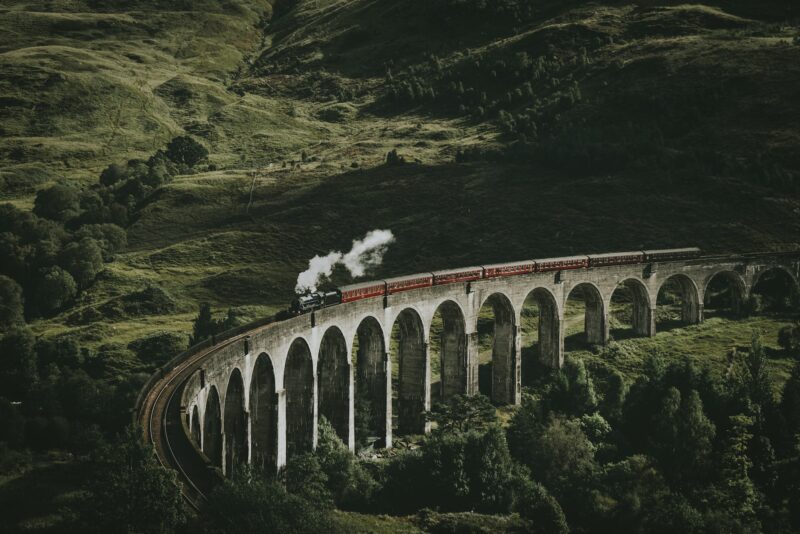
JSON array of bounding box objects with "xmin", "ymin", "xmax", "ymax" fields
[
  {"xmin": 704, "ymin": 271, "xmax": 746, "ymax": 319},
  {"xmin": 609, "ymin": 279, "xmax": 652, "ymax": 340},
  {"xmin": 477, "ymin": 293, "xmax": 517, "ymax": 405},
  {"xmin": 318, "ymin": 327, "xmax": 350, "ymax": 444},
  {"xmin": 353, "ymin": 316, "xmax": 387, "ymax": 449},
  {"xmin": 190, "ymin": 405, "xmax": 201, "ymax": 447},
  {"xmin": 223, "ymin": 368, "xmax": 247, "ymax": 477},
  {"xmin": 391, "ymin": 308, "xmax": 427, "ymax": 436},
  {"xmin": 751, "ymin": 268, "xmax": 800, "ymax": 314},
  {"xmin": 521, "ymin": 287, "xmax": 562, "ymax": 383},
  {"xmin": 656, "ymin": 274, "xmax": 701, "ymax": 331},
  {"xmin": 249, "ymin": 353, "xmax": 277, "ymax": 474},
  {"xmin": 430, "ymin": 301, "xmax": 467, "ymax": 404},
  {"xmin": 202, "ymin": 386, "xmax": 222, "ymax": 467},
  {"xmin": 565, "ymin": 283, "xmax": 606, "ymax": 351},
  {"xmin": 285, "ymin": 338, "xmax": 314, "ymax": 458}
]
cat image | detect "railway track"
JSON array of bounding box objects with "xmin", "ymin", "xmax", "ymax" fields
[{"xmin": 137, "ymin": 322, "xmax": 276, "ymax": 511}]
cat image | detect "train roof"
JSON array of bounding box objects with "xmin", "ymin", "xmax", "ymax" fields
[
  {"xmin": 384, "ymin": 272, "xmax": 434, "ymax": 284},
  {"xmin": 432, "ymin": 266, "xmax": 484, "ymax": 276},
  {"xmin": 588, "ymin": 251, "xmax": 644, "ymax": 259},
  {"xmin": 642, "ymin": 247, "xmax": 701, "ymax": 254},
  {"xmin": 482, "ymin": 260, "xmax": 536, "ymax": 269},
  {"xmin": 339, "ymin": 280, "xmax": 386, "ymax": 292},
  {"xmin": 535, "ymin": 255, "xmax": 589, "ymax": 263}
]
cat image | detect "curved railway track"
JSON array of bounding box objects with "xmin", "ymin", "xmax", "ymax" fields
[{"xmin": 138, "ymin": 323, "xmax": 276, "ymax": 510}]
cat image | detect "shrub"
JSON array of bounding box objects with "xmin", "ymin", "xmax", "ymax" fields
[
  {"xmin": 0, "ymin": 274, "xmax": 24, "ymax": 327},
  {"xmin": 204, "ymin": 468, "xmax": 333, "ymax": 534},
  {"xmin": 385, "ymin": 148, "xmax": 406, "ymax": 166},
  {"xmin": 315, "ymin": 416, "xmax": 378, "ymax": 509},
  {"xmin": 58, "ymin": 237, "xmax": 104, "ymax": 289},
  {"xmin": 281, "ymin": 452, "xmax": 333, "ymax": 506},
  {"xmin": 33, "ymin": 266, "xmax": 77, "ymax": 315},
  {"xmin": 128, "ymin": 331, "xmax": 188, "ymax": 366},
  {"xmin": 165, "ymin": 135, "xmax": 208, "ymax": 167},
  {"xmin": 778, "ymin": 322, "xmax": 800, "ymax": 356},
  {"xmin": 513, "ymin": 476, "xmax": 569, "ymax": 534},
  {"xmin": 33, "ymin": 184, "xmax": 81, "ymax": 222}
]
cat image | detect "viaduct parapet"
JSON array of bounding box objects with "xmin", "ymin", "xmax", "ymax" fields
[{"xmin": 141, "ymin": 252, "xmax": 800, "ymax": 494}]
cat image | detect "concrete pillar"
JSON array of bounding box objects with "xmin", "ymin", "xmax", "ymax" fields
[
  {"xmin": 423, "ymin": 342, "xmax": 432, "ymax": 434},
  {"xmin": 513, "ymin": 325, "xmax": 521, "ymax": 405},
  {"xmin": 347, "ymin": 361, "xmax": 355, "ymax": 451},
  {"xmin": 646, "ymin": 307, "xmax": 657, "ymax": 337},
  {"xmin": 466, "ymin": 331, "xmax": 480, "ymax": 395},
  {"xmin": 276, "ymin": 389, "xmax": 286, "ymax": 469},
  {"xmin": 491, "ymin": 313, "xmax": 515, "ymax": 405},
  {"xmin": 383, "ymin": 350, "xmax": 392, "ymax": 449},
  {"xmin": 440, "ymin": 312, "xmax": 467, "ymax": 400},
  {"xmin": 585, "ymin": 298, "xmax": 607, "ymax": 346},
  {"xmin": 631, "ymin": 294, "xmax": 654, "ymax": 337}
]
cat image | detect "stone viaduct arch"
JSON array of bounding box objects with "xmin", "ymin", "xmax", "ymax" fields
[
  {"xmin": 318, "ymin": 326, "xmax": 350, "ymax": 443},
  {"xmin": 249, "ymin": 353, "xmax": 277, "ymax": 474},
  {"xmin": 175, "ymin": 252, "xmax": 800, "ymax": 478},
  {"xmin": 285, "ymin": 338, "xmax": 314, "ymax": 458}
]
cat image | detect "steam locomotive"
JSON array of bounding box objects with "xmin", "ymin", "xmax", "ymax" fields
[{"xmin": 290, "ymin": 247, "xmax": 700, "ymax": 315}]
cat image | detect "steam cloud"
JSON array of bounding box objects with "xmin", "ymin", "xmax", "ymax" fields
[{"xmin": 295, "ymin": 229, "xmax": 395, "ymax": 293}]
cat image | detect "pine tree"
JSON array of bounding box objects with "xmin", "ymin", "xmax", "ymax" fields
[{"xmin": 717, "ymin": 415, "xmax": 760, "ymax": 528}]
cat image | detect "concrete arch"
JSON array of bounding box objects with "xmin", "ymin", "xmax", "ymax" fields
[
  {"xmin": 431, "ymin": 300, "xmax": 468, "ymax": 402},
  {"xmin": 522, "ymin": 287, "xmax": 563, "ymax": 371},
  {"xmin": 285, "ymin": 337, "xmax": 314, "ymax": 458},
  {"xmin": 249, "ymin": 352, "xmax": 277, "ymax": 474},
  {"xmin": 223, "ymin": 368, "xmax": 247, "ymax": 477},
  {"xmin": 190, "ymin": 404, "xmax": 201, "ymax": 447},
  {"xmin": 479, "ymin": 293, "xmax": 518, "ymax": 405},
  {"xmin": 203, "ymin": 386, "xmax": 222, "ymax": 468},
  {"xmin": 752, "ymin": 265, "xmax": 800, "ymax": 292},
  {"xmin": 751, "ymin": 267, "xmax": 800, "ymax": 311},
  {"xmin": 318, "ymin": 326, "xmax": 350, "ymax": 443},
  {"xmin": 609, "ymin": 278, "xmax": 653, "ymax": 338},
  {"xmin": 656, "ymin": 274, "xmax": 701, "ymax": 327},
  {"xmin": 353, "ymin": 315, "xmax": 389, "ymax": 448},
  {"xmin": 566, "ymin": 282, "xmax": 607, "ymax": 347},
  {"xmin": 392, "ymin": 307, "xmax": 427, "ymax": 436},
  {"xmin": 703, "ymin": 270, "xmax": 747, "ymax": 317}
]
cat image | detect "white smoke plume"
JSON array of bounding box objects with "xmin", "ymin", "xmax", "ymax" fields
[{"xmin": 295, "ymin": 229, "xmax": 395, "ymax": 293}]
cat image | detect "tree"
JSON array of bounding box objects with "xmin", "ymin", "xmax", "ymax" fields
[
  {"xmin": 314, "ymin": 416, "xmax": 377, "ymax": 509},
  {"xmin": 778, "ymin": 322, "xmax": 800, "ymax": 356},
  {"xmin": 33, "ymin": 266, "xmax": 77, "ymax": 316},
  {"xmin": 545, "ymin": 356, "xmax": 598, "ymax": 416},
  {"xmin": 190, "ymin": 303, "xmax": 220, "ymax": 344},
  {"xmin": 165, "ymin": 136, "xmax": 208, "ymax": 167},
  {"xmin": 75, "ymin": 224, "xmax": 127, "ymax": 260},
  {"xmin": 714, "ymin": 415, "xmax": 760, "ymax": 530},
  {"xmin": 0, "ymin": 274, "xmax": 24, "ymax": 327},
  {"xmin": 780, "ymin": 363, "xmax": 800, "ymax": 450},
  {"xmin": 77, "ymin": 425, "xmax": 185, "ymax": 533},
  {"xmin": 99, "ymin": 163, "xmax": 128, "ymax": 187},
  {"xmin": 281, "ymin": 452, "xmax": 333, "ymax": 506},
  {"xmin": 58, "ymin": 237, "xmax": 104, "ymax": 289},
  {"xmin": 0, "ymin": 327, "xmax": 38, "ymax": 400},
  {"xmin": 513, "ymin": 476, "xmax": 569, "ymax": 534},
  {"xmin": 428, "ymin": 393, "xmax": 497, "ymax": 434},
  {"xmin": 33, "ymin": 184, "xmax": 81, "ymax": 222},
  {"xmin": 203, "ymin": 468, "xmax": 333, "ymax": 534},
  {"xmin": 385, "ymin": 148, "xmax": 406, "ymax": 166}
]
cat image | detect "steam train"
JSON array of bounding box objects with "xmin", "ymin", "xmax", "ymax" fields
[{"xmin": 290, "ymin": 247, "xmax": 700, "ymax": 314}]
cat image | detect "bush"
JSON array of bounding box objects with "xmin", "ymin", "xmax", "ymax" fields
[
  {"xmin": 778, "ymin": 322, "xmax": 800, "ymax": 356},
  {"xmin": 0, "ymin": 274, "xmax": 24, "ymax": 327},
  {"xmin": 33, "ymin": 184, "xmax": 81, "ymax": 222},
  {"xmin": 281, "ymin": 452, "xmax": 333, "ymax": 506},
  {"xmin": 165, "ymin": 135, "xmax": 208, "ymax": 167},
  {"xmin": 0, "ymin": 327, "xmax": 38, "ymax": 400},
  {"xmin": 513, "ymin": 476, "xmax": 569, "ymax": 534},
  {"xmin": 76, "ymin": 425, "xmax": 186, "ymax": 533},
  {"xmin": 315, "ymin": 417, "xmax": 378, "ymax": 509},
  {"xmin": 204, "ymin": 468, "xmax": 334, "ymax": 534},
  {"xmin": 385, "ymin": 148, "xmax": 406, "ymax": 166},
  {"xmin": 58, "ymin": 237, "xmax": 104, "ymax": 289},
  {"xmin": 128, "ymin": 331, "xmax": 188, "ymax": 366}
]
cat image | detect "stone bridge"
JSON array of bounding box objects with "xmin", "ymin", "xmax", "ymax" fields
[{"xmin": 177, "ymin": 252, "xmax": 800, "ymax": 478}]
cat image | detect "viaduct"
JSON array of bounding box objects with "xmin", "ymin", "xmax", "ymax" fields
[{"xmin": 137, "ymin": 251, "xmax": 800, "ymax": 506}]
